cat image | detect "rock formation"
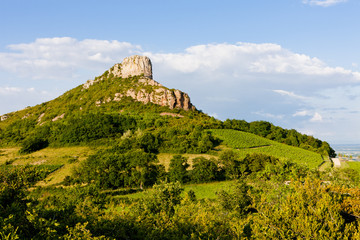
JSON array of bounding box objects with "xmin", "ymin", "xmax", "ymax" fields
[
  {"xmin": 85, "ymin": 55, "xmax": 196, "ymax": 111},
  {"xmin": 0, "ymin": 114, "xmax": 9, "ymax": 121},
  {"xmin": 110, "ymin": 55, "xmax": 153, "ymax": 79}
]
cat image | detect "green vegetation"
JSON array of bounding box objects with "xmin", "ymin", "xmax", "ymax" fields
[
  {"xmin": 0, "ymin": 66, "xmax": 355, "ymax": 239},
  {"xmin": 222, "ymin": 119, "xmax": 335, "ymax": 157},
  {"xmin": 211, "ymin": 129, "xmax": 324, "ymax": 169},
  {"xmin": 348, "ymin": 161, "xmax": 360, "ymax": 173},
  {"xmin": 210, "ymin": 129, "xmax": 272, "ymax": 148}
]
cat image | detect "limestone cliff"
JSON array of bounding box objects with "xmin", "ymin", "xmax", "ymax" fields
[{"xmin": 84, "ymin": 55, "xmax": 196, "ymax": 111}]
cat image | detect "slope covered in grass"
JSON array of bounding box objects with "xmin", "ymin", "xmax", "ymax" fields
[{"xmin": 210, "ymin": 129, "xmax": 323, "ymax": 169}]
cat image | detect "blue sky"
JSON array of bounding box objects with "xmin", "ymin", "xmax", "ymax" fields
[{"xmin": 0, "ymin": 0, "xmax": 359, "ymax": 144}]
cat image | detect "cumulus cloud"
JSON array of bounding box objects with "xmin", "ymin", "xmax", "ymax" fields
[
  {"xmin": 1, "ymin": 39, "xmax": 359, "ymax": 86},
  {"xmin": 147, "ymin": 42, "xmax": 360, "ymax": 85},
  {"xmin": 302, "ymin": 0, "xmax": 348, "ymax": 7},
  {"xmin": 0, "ymin": 37, "xmax": 141, "ymax": 80},
  {"xmin": 310, "ymin": 112, "xmax": 323, "ymax": 122},
  {"xmin": 293, "ymin": 110, "xmax": 324, "ymax": 123}
]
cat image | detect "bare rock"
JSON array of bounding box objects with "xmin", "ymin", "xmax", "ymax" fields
[
  {"xmin": 115, "ymin": 85, "xmax": 195, "ymax": 111},
  {"xmin": 109, "ymin": 55, "xmax": 153, "ymax": 79},
  {"xmin": 0, "ymin": 114, "xmax": 9, "ymax": 121},
  {"xmin": 37, "ymin": 113, "xmax": 45, "ymax": 123},
  {"xmin": 160, "ymin": 112, "xmax": 184, "ymax": 118},
  {"xmin": 52, "ymin": 113, "xmax": 65, "ymax": 122}
]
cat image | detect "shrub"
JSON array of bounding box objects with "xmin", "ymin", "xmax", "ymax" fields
[
  {"xmin": 191, "ymin": 157, "xmax": 219, "ymax": 183},
  {"xmin": 168, "ymin": 155, "xmax": 189, "ymax": 183},
  {"xmin": 19, "ymin": 136, "xmax": 49, "ymax": 154}
]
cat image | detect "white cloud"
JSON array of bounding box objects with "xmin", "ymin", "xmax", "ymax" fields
[
  {"xmin": 293, "ymin": 110, "xmax": 310, "ymax": 117},
  {"xmin": 293, "ymin": 110, "xmax": 323, "ymax": 122},
  {"xmin": 0, "ymin": 37, "xmax": 141, "ymax": 80},
  {"xmin": 1, "ymin": 39, "xmax": 359, "ymax": 86},
  {"xmin": 273, "ymin": 90, "xmax": 309, "ymax": 100},
  {"xmin": 302, "ymin": 0, "xmax": 348, "ymax": 7},
  {"xmin": 310, "ymin": 112, "xmax": 323, "ymax": 122},
  {"xmin": 0, "ymin": 87, "xmax": 22, "ymax": 95},
  {"xmin": 147, "ymin": 42, "xmax": 360, "ymax": 85}
]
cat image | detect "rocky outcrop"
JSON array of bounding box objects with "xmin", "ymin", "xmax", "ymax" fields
[
  {"xmin": 113, "ymin": 78, "xmax": 195, "ymax": 111},
  {"xmin": 52, "ymin": 113, "xmax": 65, "ymax": 122},
  {"xmin": 110, "ymin": 55, "xmax": 153, "ymax": 79},
  {"xmin": 160, "ymin": 112, "xmax": 184, "ymax": 118},
  {"xmin": 87, "ymin": 55, "xmax": 196, "ymax": 111},
  {"xmin": 0, "ymin": 114, "xmax": 9, "ymax": 121}
]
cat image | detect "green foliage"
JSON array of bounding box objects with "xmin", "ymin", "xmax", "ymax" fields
[
  {"xmin": 73, "ymin": 137, "xmax": 164, "ymax": 189},
  {"xmin": 217, "ymin": 180, "xmax": 252, "ymax": 216},
  {"xmin": 157, "ymin": 125, "xmax": 217, "ymax": 154},
  {"xmin": 211, "ymin": 129, "xmax": 272, "ymax": 148},
  {"xmin": 53, "ymin": 113, "xmax": 137, "ymax": 145},
  {"xmin": 0, "ymin": 166, "xmax": 45, "ymax": 239},
  {"xmin": 212, "ymin": 129, "xmax": 324, "ymax": 168},
  {"xmin": 222, "ymin": 119, "xmax": 335, "ymax": 157},
  {"xmin": 0, "ymin": 118, "xmax": 37, "ymax": 145},
  {"xmin": 19, "ymin": 135, "xmax": 48, "ymax": 154},
  {"xmin": 63, "ymin": 222, "xmax": 106, "ymax": 240},
  {"xmin": 168, "ymin": 155, "xmax": 189, "ymax": 183},
  {"xmin": 242, "ymin": 153, "xmax": 278, "ymax": 173},
  {"xmin": 139, "ymin": 181, "xmax": 184, "ymax": 216},
  {"xmin": 251, "ymin": 178, "xmax": 360, "ymax": 239},
  {"xmin": 190, "ymin": 157, "xmax": 219, "ymax": 183},
  {"xmin": 218, "ymin": 150, "xmax": 245, "ymax": 179}
]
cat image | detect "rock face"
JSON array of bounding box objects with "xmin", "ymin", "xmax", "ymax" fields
[
  {"xmin": 110, "ymin": 55, "xmax": 153, "ymax": 79},
  {"xmin": 113, "ymin": 83, "xmax": 195, "ymax": 111},
  {"xmin": 86, "ymin": 55, "xmax": 196, "ymax": 111}
]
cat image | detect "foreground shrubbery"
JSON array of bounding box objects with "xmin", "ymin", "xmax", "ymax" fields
[{"xmin": 2, "ymin": 165, "xmax": 360, "ymax": 239}]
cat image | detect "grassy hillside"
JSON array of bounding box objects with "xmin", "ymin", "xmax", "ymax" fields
[{"xmin": 210, "ymin": 129, "xmax": 324, "ymax": 169}]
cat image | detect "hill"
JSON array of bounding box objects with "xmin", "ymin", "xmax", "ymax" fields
[
  {"xmin": 2, "ymin": 55, "xmax": 360, "ymax": 240},
  {"xmin": 0, "ymin": 55, "xmax": 334, "ymax": 159}
]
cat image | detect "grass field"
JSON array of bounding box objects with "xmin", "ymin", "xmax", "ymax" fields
[
  {"xmin": 0, "ymin": 146, "xmax": 96, "ymax": 186},
  {"xmin": 210, "ymin": 129, "xmax": 323, "ymax": 169},
  {"xmin": 347, "ymin": 161, "xmax": 360, "ymax": 173}
]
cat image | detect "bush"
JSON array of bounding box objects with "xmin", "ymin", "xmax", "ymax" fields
[
  {"xmin": 168, "ymin": 155, "xmax": 189, "ymax": 183},
  {"xmin": 191, "ymin": 157, "xmax": 219, "ymax": 183},
  {"xmin": 19, "ymin": 135, "xmax": 49, "ymax": 154}
]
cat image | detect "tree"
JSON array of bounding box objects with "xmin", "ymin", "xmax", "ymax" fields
[
  {"xmin": 74, "ymin": 145, "xmax": 163, "ymax": 189},
  {"xmin": 219, "ymin": 150, "xmax": 244, "ymax": 179},
  {"xmin": 191, "ymin": 157, "xmax": 219, "ymax": 183},
  {"xmin": 168, "ymin": 155, "xmax": 189, "ymax": 183},
  {"xmin": 217, "ymin": 180, "xmax": 252, "ymax": 216},
  {"xmin": 19, "ymin": 135, "xmax": 49, "ymax": 154},
  {"xmin": 140, "ymin": 181, "xmax": 184, "ymax": 216}
]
